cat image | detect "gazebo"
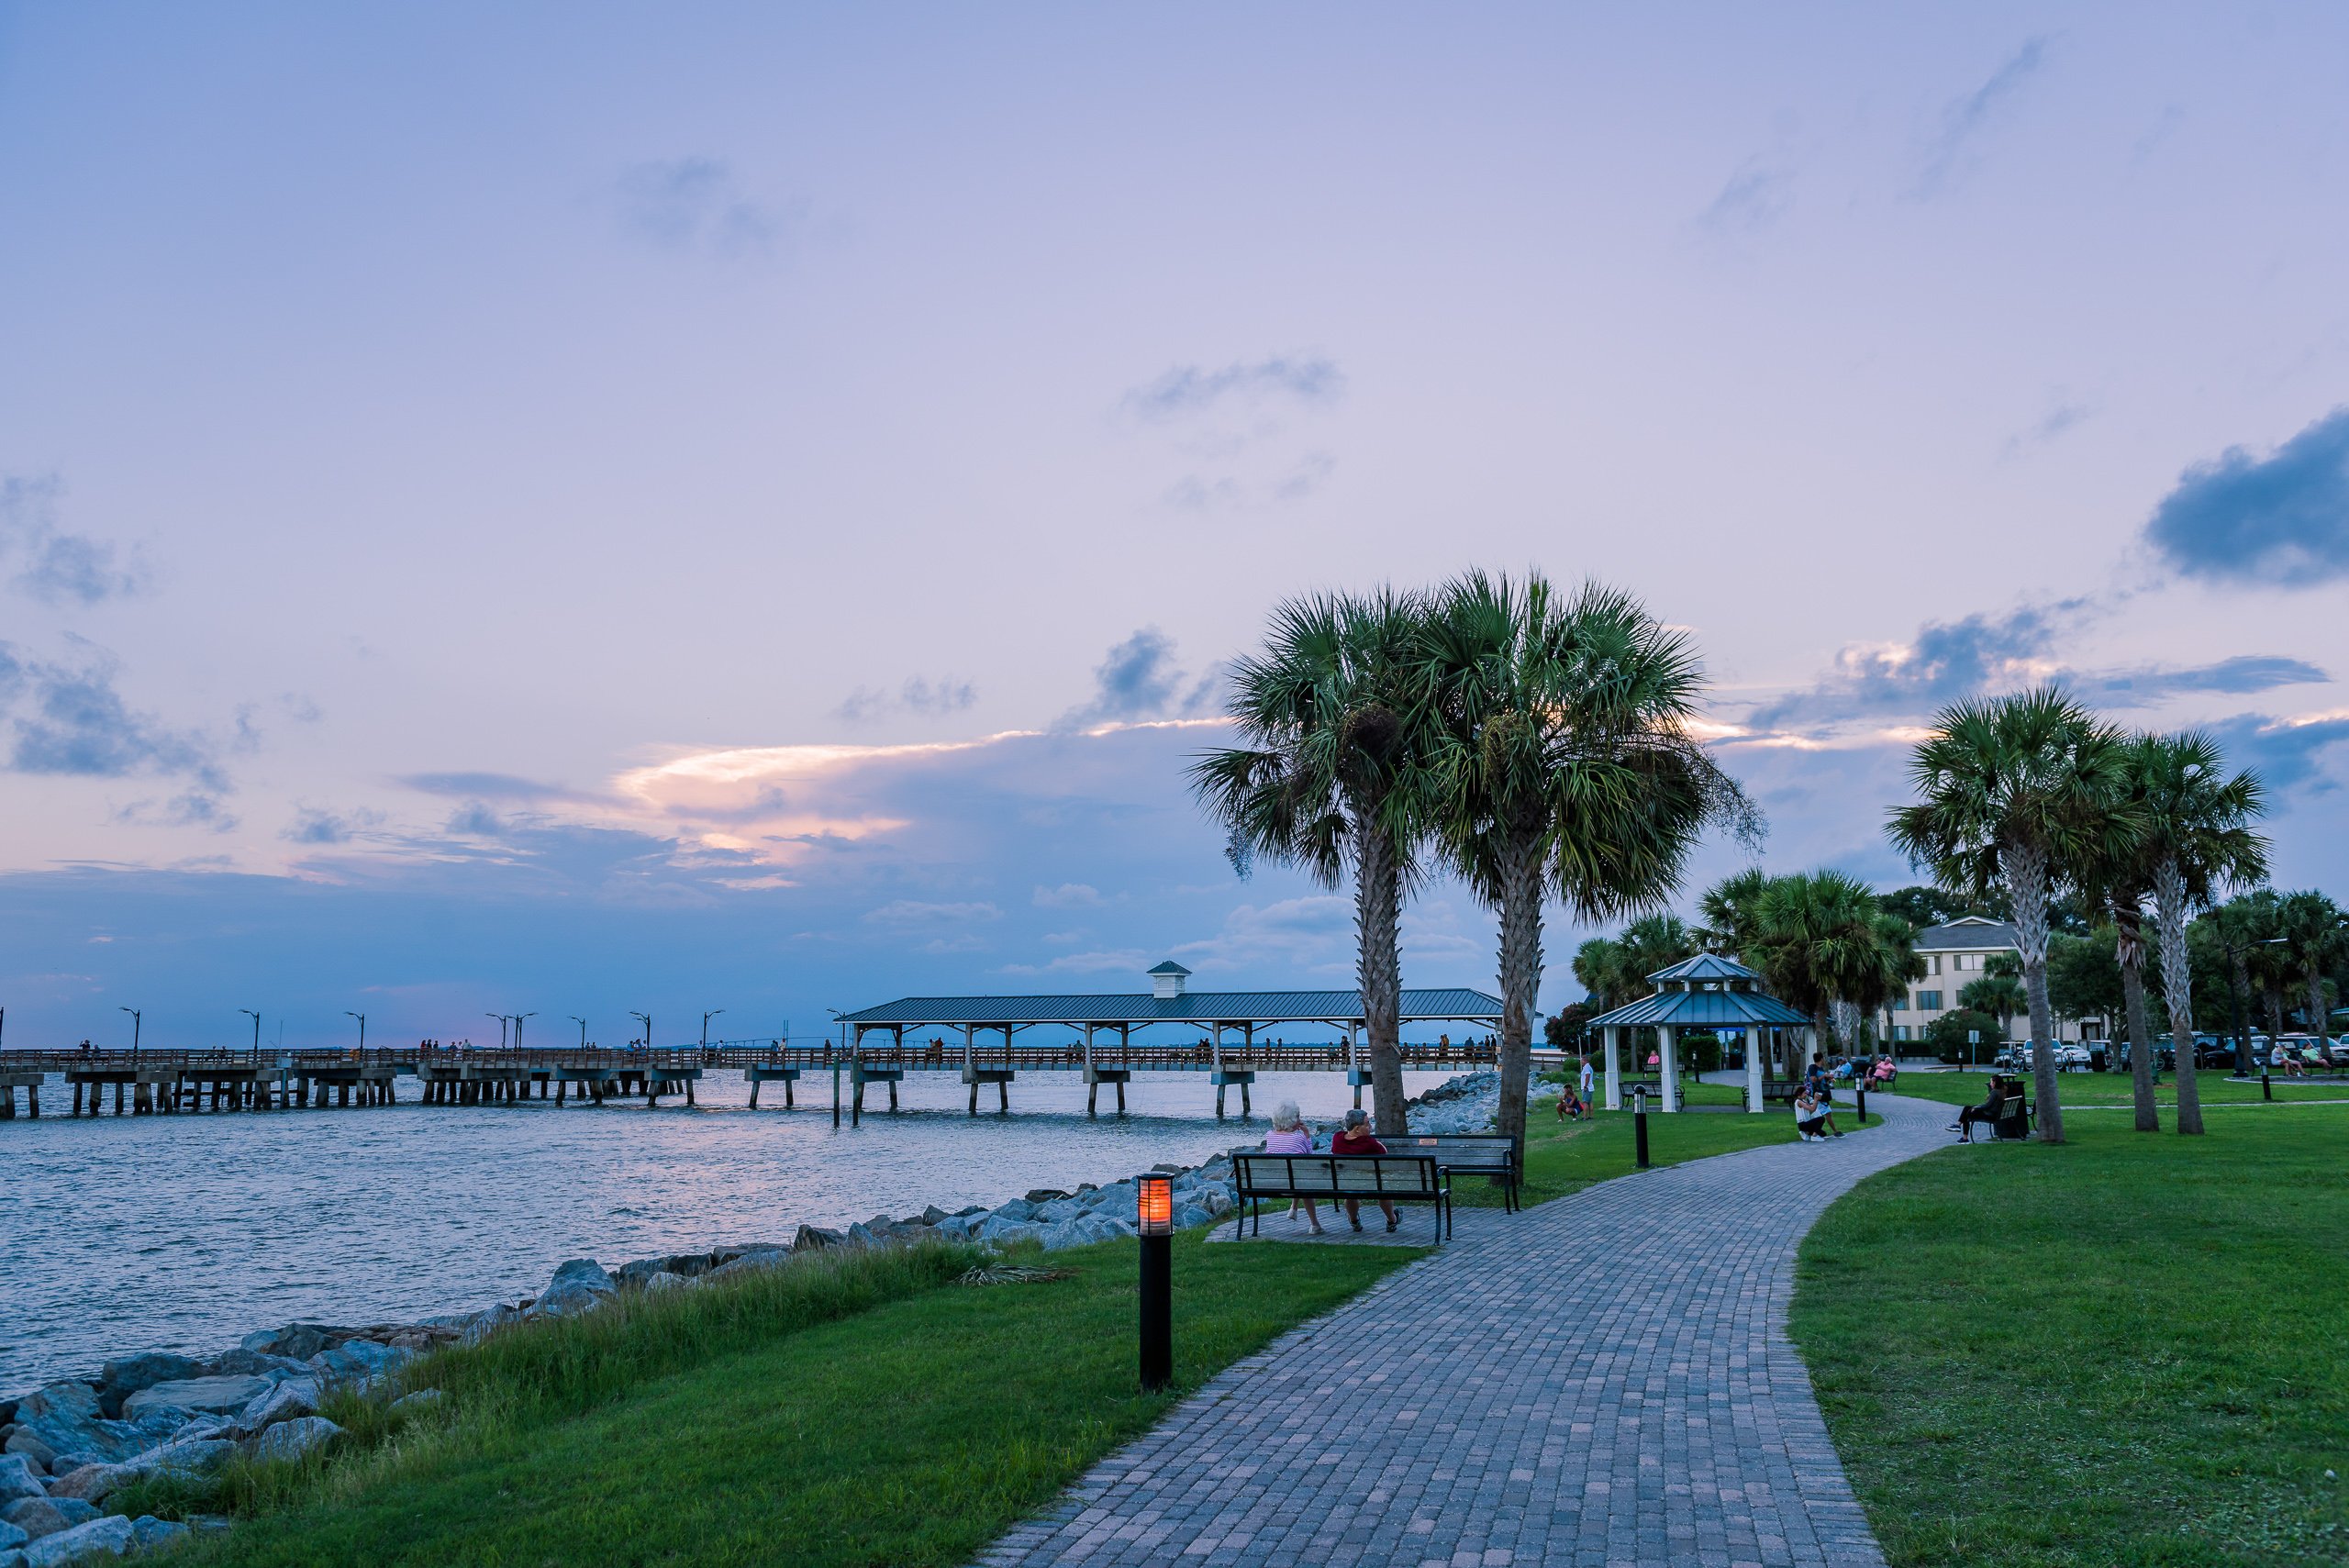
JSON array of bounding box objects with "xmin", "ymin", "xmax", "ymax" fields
[{"xmin": 1583, "ymin": 953, "xmax": 1816, "ymax": 1113}]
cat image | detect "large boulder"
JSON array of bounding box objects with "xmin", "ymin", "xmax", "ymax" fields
[
  {"xmin": 122, "ymin": 1375, "xmax": 270, "ymax": 1421},
  {"xmin": 0, "ymin": 1520, "xmax": 26, "ymax": 1552},
  {"xmin": 8, "ymin": 1388, "xmax": 178, "ymax": 1472},
  {"xmin": 974, "ymin": 1214, "xmax": 1043, "ymax": 1246},
  {"xmin": 532, "ymin": 1260, "xmax": 617, "ymax": 1318},
  {"xmin": 459, "ymin": 1306, "xmax": 519, "ymax": 1347},
  {"xmin": 209, "ymin": 1348, "xmax": 311, "ymax": 1379},
  {"xmin": 232, "ymin": 1380, "xmax": 320, "ymax": 1438},
  {"xmin": 47, "ymin": 1436, "xmax": 229, "ymax": 1504},
  {"xmin": 249, "ymin": 1417, "xmax": 341, "ymax": 1464},
  {"xmin": 21, "ymin": 1515, "xmax": 134, "ymax": 1566},
  {"xmin": 307, "ymin": 1340, "xmax": 411, "ymax": 1389},
  {"xmin": 239, "ymin": 1324, "xmax": 346, "ymax": 1362},
  {"xmin": 641, "ymin": 1272, "xmax": 687, "ymax": 1294},
  {"xmin": 702, "ymin": 1248, "xmax": 789, "ymax": 1284},
  {"xmin": 0, "ymin": 1458, "xmax": 40, "ymax": 1503},
  {"xmin": 388, "ymin": 1388, "xmax": 443, "ymax": 1416},
  {"xmin": 930, "ymin": 1214, "xmax": 979, "ymax": 1243},
  {"xmin": 1174, "ymin": 1203, "xmax": 1215, "ymax": 1230},
  {"xmin": 3, "ymin": 1432, "xmax": 55, "ymax": 1471},
  {"xmin": 127, "ymin": 1517, "xmax": 187, "ymax": 1551},
  {"xmin": 4, "ymin": 1497, "xmax": 87, "ymax": 1540},
  {"xmin": 992, "ymin": 1197, "xmax": 1039, "ymax": 1223},
  {"xmin": 94, "ymin": 1355, "xmax": 203, "ymax": 1418},
  {"xmin": 791, "ymin": 1224, "xmax": 846, "ymax": 1252}
]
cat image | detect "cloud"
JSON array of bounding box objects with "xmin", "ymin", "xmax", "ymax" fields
[
  {"xmin": 0, "ymin": 474, "xmax": 148, "ymax": 606},
  {"xmin": 998, "ymin": 948, "xmax": 1151, "ymax": 976},
  {"xmin": 2142, "ymin": 406, "xmax": 2349, "ymax": 586},
  {"xmin": 1, "ymin": 639, "xmax": 223, "ymax": 788},
  {"xmin": 1124, "ymin": 356, "xmax": 1343, "ymax": 420},
  {"xmin": 1033, "ymin": 882, "xmax": 1103, "ymax": 908},
  {"xmin": 1907, "ymin": 37, "xmax": 2052, "ymax": 200},
  {"xmin": 1698, "ymin": 159, "xmax": 1794, "ymax": 237},
  {"xmin": 1058, "ymin": 628, "xmax": 1223, "ymax": 729},
  {"xmin": 1170, "ymin": 895, "xmax": 1353, "ymax": 974},
  {"xmin": 284, "ymin": 806, "xmax": 384, "ymax": 845},
  {"xmin": 2202, "ymin": 709, "xmax": 2349, "ymax": 794},
  {"xmin": 614, "ymin": 157, "xmax": 800, "ymax": 260},
  {"xmin": 2001, "ymin": 395, "xmax": 2094, "ymax": 457},
  {"xmin": 835, "ymin": 675, "xmax": 978, "ymax": 724},
  {"xmin": 444, "ymin": 802, "xmax": 507, "ymax": 837},
  {"xmin": 2077, "ymin": 654, "xmax": 2327, "ymax": 708},
  {"xmin": 863, "ymin": 899, "xmax": 1000, "ymax": 925},
  {"xmin": 114, "ymin": 790, "xmax": 238, "ymax": 833},
  {"xmin": 1746, "ymin": 603, "xmax": 2070, "ymax": 731},
  {"xmin": 397, "ymin": 771, "xmax": 576, "ymax": 801}
]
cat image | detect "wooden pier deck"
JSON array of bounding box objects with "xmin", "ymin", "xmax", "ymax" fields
[{"xmin": 0, "ymin": 1040, "xmax": 1496, "ymax": 1123}]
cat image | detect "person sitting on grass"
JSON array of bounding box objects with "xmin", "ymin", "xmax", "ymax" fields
[
  {"xmin": 1556, "ymin": 1083, "xmax": 1586, "ymax": 1121},
  {"xmin": 1263, "ymin": 1102, "xmax": 1324, "ymax": 1233},
  {"xmin": 1952, "ymin": 1074, "xmax": 2011, "ymax": 1143},
  {"xmin": 1330, "ymin": 1108, "xmax": 1400, "ymax": 1233},
  {"xmin": 1793, "ymin": 1087, "xmax": 1833, "ymax": 1142}
]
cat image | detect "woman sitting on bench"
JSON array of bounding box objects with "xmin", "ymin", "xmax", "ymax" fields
[
  {"xmin": 1953, "ymin": 1075, "xmax": 2012, "ymax": 1143},
  {"xmin": 1332, "ymin": 1109, "xmax": 1400, "ymax": 1232}
]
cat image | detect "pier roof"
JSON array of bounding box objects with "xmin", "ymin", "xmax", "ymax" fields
[{"xmin": 839, "ymin": 985, "xmax": 1502, "ymax": 1029}]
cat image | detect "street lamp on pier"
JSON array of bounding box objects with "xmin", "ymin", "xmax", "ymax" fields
[
  {"xmin": 568, "ymin": 1015, "xmax": 588, "ymax": 1049},
  {"xmin": 120, "ymin": 1006, "xmax": 142, "ymax": 1054},
  {"xmin": 239, "ymin": 1008, "xmax": 262, "ymax": 1053},
  {"xmin": 345, "ymin": 1011, "xmax": 366, "ymax": 1051},
  {"xmin": 629, "ymin": 1011, "xmax": 651, "ymax": 1054},
  {"xmin": 701, "ymin": 1008, "xmax": 724, "ymax": 1052},
  {"xmin": 486, "ymin": 1012, "xmax": 510, "ymax": 1048},
  {"xmin": 515, "ymin": 1011, "xmax": 536, "ymax": 1050}
]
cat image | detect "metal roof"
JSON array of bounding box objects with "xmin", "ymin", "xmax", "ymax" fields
[
  {"xmin": 1147, "ymin": 961, "xmax": 1192, "ymax": 975},
  {"xmin": 1915, "ymin": 917, "xmax": 2020, "ymax": 951},
  {"xmin": 840, "ymin": 986, "xmax": 1504, "ymax": 1028},
  {"xmin": 1586, "ymin": 990, "xmax": 1813, "ymax": 1029},
  {"xmin": 1647, "ymin": 952, "xmax": 1759, "ymax": 984}
]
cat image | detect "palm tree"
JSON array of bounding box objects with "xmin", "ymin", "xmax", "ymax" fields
[
  {"xmin": 1696, "ymin": 866, "xmax": 1772, "ymax": 954},
  {"xmin": 1743, "ymin": 871, "xmax": 1903, "ymax": 1068},
  {"xmin": 1956, "ymin": 967, "xmax": 2026, "ymax": 1022},
  {"xmin": 1572, "ymin": 936, "xmax": 1636, "ymax": 1010},
  {"xmin": 2133, "ymin": 731, "xmax": 2267, "ymax": 1135},
  {"xmin": 2278, "ymin": 890, "xmax": 2347, "ymax": 1053},
  {"xmin": 2204, "ymin": 890, "xmax": 2283, "ymax": 1073},
  {"xmin": 1191, "ymin": 587, "xmax": 1442, "ymax": 1134},
  {"xmin": 1887, "ymin": 688, "xmax": 2138, "ymax": 1143},
  {"xmin": 2072, "ymin": 745, "xmax": 2165, "ymax": 1132},
  {"xmin": 1617, "ymin": 913, "xmax": 1699, "ymax": 986},
  {"xmin": 1416, "ymin": 573, "xmax": 1757, "ymax": 1158}
]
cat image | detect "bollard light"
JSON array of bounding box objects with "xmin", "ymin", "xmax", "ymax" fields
[
  {"xmin": 1136, "ymin": 1171, "xmax": 1173, "ymax": 1391},
  {"xmin": 1632, "ymin": 1084, "xmax": 1651, "ymax": 1170}
]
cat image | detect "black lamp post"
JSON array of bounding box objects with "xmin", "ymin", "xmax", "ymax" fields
[
  {"xmin": 515, "ymin": 1011, "xmax": 535, "ymax": 1050},
  {"xmin": 239, "ymin": 1008, "xmax": 261, "ymax": 1054},
  {"xmin": 120, "ymin": 1006, "xmax": 142, "ymax": 1054},
  {"xmin": 1136, "ymin": 1171, "xmax": 1174, "ymax": 1391},
  {"xmin": 569, "ymin": 1015, "xmax": 588, "ymax": 1049},
  {"xmin": 630, "ymin": 1011, "xmax": 651, "ymax": 1054},
  {"xmin": 1632, "ymin": 1084, "xmax": 1651, "ymax": 1169}
]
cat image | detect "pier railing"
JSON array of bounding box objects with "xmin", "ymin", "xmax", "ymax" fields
[{"xmin": 0, "ymin": 1040, "xmax": 1497, "ymax": 1074}]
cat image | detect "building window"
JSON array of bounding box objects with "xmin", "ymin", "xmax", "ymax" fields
[
  {"xmin": 1926, "ymin": 955, "xmax": 1942, "ymax": 975},
  {"xmin": 1918, "ymin": 991, "xmax": 1943, "ymax": 1012},
  {"xmin": 1893, "ymin": 1025, "xmax": 1909, "ymax": 1042}
]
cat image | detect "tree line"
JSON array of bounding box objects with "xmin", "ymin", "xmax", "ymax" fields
[{"xmin": 1191, "ymin": 576, "xmax": 2338, "ymax": 1157}]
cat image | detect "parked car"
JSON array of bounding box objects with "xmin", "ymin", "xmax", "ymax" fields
[
  {"xmin": 2052, "ymin": 1042, "xmax": 2092, "ymax": 1071},
  {"xmin": 2078, "ymin": 1040, "xmax": 2112, "ymax": 1072},
  {"xmin": 2193, "ymin": 1035, "xmax": 2243, "ymax": 1070},
  {"xmin": 2117, "ymin": 1040, "xmax": 2176, "ymax": 1073}
]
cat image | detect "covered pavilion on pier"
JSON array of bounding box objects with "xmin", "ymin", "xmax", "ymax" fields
[{"xmin": 1584, "ymin": 953, "xmax": 1816, "ymax": 1113}]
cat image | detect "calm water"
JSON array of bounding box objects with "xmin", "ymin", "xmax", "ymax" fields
[{"xmin": 2, "ymin": 1066, "xmax": 1443, "ymax": 1392}]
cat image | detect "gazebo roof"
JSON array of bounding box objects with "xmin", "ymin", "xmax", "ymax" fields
[{"xmin": 1586, "ymin": 948, "xmax": 1813, "ymax": 1029}]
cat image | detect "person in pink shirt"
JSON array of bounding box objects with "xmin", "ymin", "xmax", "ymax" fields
[{"xmin": 1264, "ymin": 1102, "xmax": 1324, "ymax": 1233}]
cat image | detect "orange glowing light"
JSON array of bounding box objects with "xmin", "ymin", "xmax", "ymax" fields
[{"xmin": 1137, "ymin": 1173, "xmax": 1173, "ymax": 1236}]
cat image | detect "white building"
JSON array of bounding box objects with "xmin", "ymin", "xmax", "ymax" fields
[{"xmin": 1887, "ymin": 916, "xmax": 2098, "ymax": 1046}]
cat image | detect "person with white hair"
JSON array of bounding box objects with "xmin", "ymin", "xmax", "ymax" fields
[{"xmin": 1264, "ymin": 1101, "xmax": 1324, "ymax": 1232}]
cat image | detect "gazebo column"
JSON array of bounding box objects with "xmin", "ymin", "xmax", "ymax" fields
[
  {"xmin": 1745, "ymin": 1025, "xmax": 1765, "ymax": 1112},
  {"xmin": 1602, "ymin": 1026, "xmax": 1621, "ymax": 1111},
  {"xmin": 1802, "ymin": 1024, "xmax": 1820, "ymax": 1079},
  {"xmin": 1659, "ymin": 1025, "xmax": 1681, "ymax": 1113}
]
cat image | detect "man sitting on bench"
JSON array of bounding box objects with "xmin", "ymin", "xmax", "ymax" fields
[{"xmin": 1954, "ymin": 1075, "xmax": 2012, "ymax": 1143}]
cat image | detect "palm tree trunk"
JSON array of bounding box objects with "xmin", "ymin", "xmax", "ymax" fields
[
  {"xmin": 1491, "ymin": 823, "xmax": 1542, "ymax": 1167},
  {"xmin": 2266, "ymin": 990, "xmax": 2286, "ymax": 1047},
  {"xmin": 2115, "ymin": 907, "xmax": 2157, "ymax": 1133},
  {"xmin": 1354, "ymin": 822, "xmax": 1408, "ymax": 1136},
  {"xmin": 2229, "ymin": 954, "xmax": 2255, "ymax": 1076},
  {"xmin": 2310, "ymin": 969, "xmax": 2330, "ymax": 1056},
  {"xmin": 2002, "ymin": 840, "xmax": 2065, "ymax": 1143},
  {"xmin": 2152, "ymin": 857, "xmax": 2203, "ymax": 1135}
]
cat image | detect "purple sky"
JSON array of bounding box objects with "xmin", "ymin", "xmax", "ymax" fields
[{"xmin": 3, "ymin": 5, "xmax": 2345, "ymax": 1049}]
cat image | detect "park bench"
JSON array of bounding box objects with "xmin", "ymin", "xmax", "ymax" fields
[
  {"xmin": 1230, "ymin": 1153, "xmax": 1450, "ymax": 1242},
  {"xmin": 1991, "ymin": 1089, "xmax": 2032, "ymax": 1141},
  {"xmin": 1750, "ymin": 1080, "xmax": 1805, "ymax": 1108},
  {"xmin": 1380, "ymin": 1133, "xmax": 1521, "ymax": 1212}
]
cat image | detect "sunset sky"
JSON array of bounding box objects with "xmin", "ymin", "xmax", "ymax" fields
[{"xmin": 4, "ymin": 4, "xmax": 2345, "ymax": 1048}]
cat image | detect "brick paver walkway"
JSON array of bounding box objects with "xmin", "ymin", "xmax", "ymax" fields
[{"xmin": 977, "ymin": 1093, "xmax": 1949, "ymax": 1568}]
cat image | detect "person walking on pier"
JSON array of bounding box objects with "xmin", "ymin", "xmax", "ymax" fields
[{"xmin": 1264, "ymin": 1103, "xmax": 1324, "ymax": 1233}]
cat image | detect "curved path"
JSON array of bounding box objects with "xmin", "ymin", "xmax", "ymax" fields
[{"xmin": 977, "ymin": 1093, "xmax": 1949, "ymax": 1568}]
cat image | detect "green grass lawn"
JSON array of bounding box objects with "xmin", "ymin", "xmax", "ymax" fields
[
  {"xmin": 1887, "ymin": 1068, "xmax": 2349, "ymax": 1109},
  {"xmin": 1790, "ymin": 1105, "xmax": 2349, "ymax": 1566},
  {"xmin": 139, "ymin": 1233, "xmax": 1413, "ymax": 1568}
]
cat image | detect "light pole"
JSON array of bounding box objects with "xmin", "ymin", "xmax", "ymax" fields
[
  {"xmin": 569, "ymin": 1015, "xmax": 588, "ymax": 1049},
  {"xmin": 702, "ymin": 1008, "xmax": 724, "ymax": 1052},
  {"xmin": 120, "ymin": 1006, "xmax": 141, "ymax": 1054},
  {"xmin": 1135, "ymin": 1171, "xmax": 1173, "ymax": 1391},
  {"xmin": 487, "ymin": 1012, "xmax": 510, "ymax": 1049},
  {"xmin": 345, "ymin": 1011, "xmax": 366, "ymax": 1051},
  {"xmin": 629, "ymin": 1011, "xmax": 651, "ymax": 1054},
  {"xmin": 515, "ymin": 1011, "xmax": 536, "ymax": 1050},
  {"xmin": 239, "ymin": 1008, "xmax": 262, "ymax": 1053}
]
